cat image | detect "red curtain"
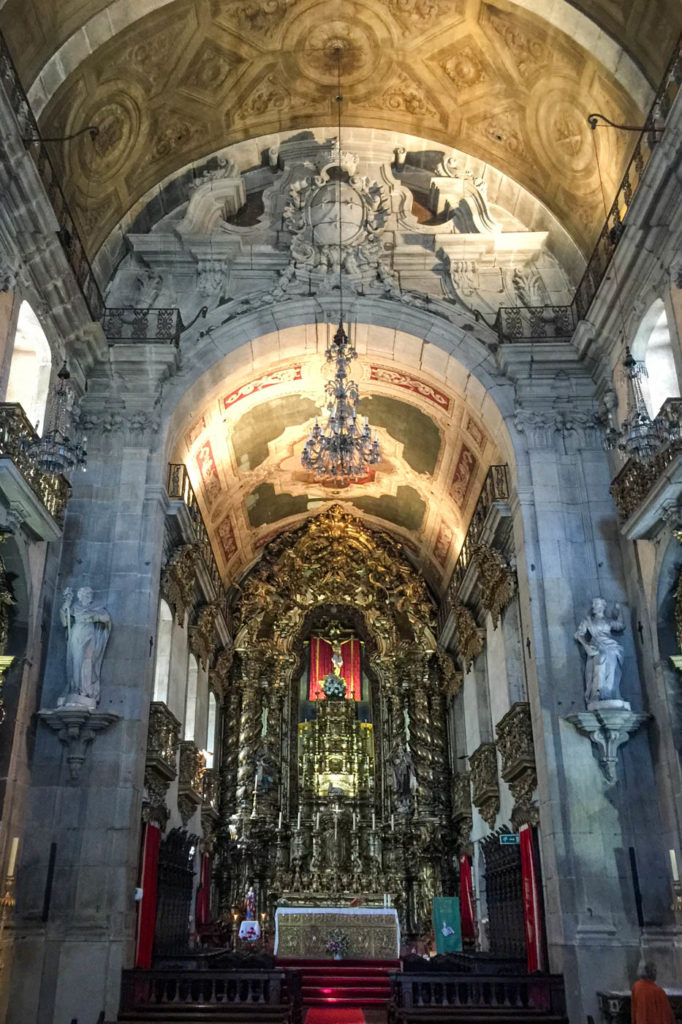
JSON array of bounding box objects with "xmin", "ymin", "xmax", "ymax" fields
[
  {"xmin": 309, "ymin": 637, "xmax": 333, "ymax": 699},
  {"xmin": 459, "ymin": 854, "xmax": 476, "ymax": 943},
  {"xmin": 196, "ymin": 853, "xmax": 212, "ymax": 927},
  {"xmin": 520, "ymin": 824, "xmax": 545, "ymax": 972},
  {"xmin": 341, "ymin": 639, "xmax": 361, "ymax": 700},
  {"xmin": 135, "ymin": 823, "xmax": 161, "ymax": 969}
]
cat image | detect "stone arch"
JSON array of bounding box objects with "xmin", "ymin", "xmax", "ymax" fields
[{"xmin": 631, "ymin": 297, "xmax": 680, "ymax": 416}]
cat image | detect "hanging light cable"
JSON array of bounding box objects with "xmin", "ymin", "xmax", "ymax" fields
[{"xmin": 301, "ymin": 54, "xmax": 381, "ymax": 484}]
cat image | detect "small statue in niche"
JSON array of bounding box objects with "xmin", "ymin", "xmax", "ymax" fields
[
  {"xmin": 59, "ymin": 586, "xmax": 112, "ymax": 709},
  {"xmin": 574, "ymin": 597, "xmax": 629, "ymax": 709},
  {"xmin": 391, "ymin": 741, "xmax": 417, "ymax": 815},
  {"xmin": 245, "ymin": 885, "xmax": 256, "ymax": 921}
]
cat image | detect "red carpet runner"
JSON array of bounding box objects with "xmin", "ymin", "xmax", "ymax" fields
[
  {"xmin": 277, "ymin": 958, "xmax": 398, "ymax": 1010},
  {"xmin": 306, "ymin": 1009, "xmax": 366, "ymax": 1024}
]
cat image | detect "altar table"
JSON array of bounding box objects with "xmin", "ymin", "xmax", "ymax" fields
[{"xmin": 274, "ymin": 906, "xmax": 400, "ymax": 959}]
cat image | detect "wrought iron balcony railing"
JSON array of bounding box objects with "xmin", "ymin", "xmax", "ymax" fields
[
  {"xmin": 0, "ymin": 404, "xmax": 70, "ymax": 525},
  {"xmin": 0, "ymin": 34, "xmax": 104, "ymax": 321},
  {"xmin": 493, "ymin": 305, "xmax": 577, "ymax": 344},
  {"xmin": 449, "ymin": 464, "xmax": 510, "ymax": 598},
  {"xmin": 102, "ymin": 308, "xmax": 182, "ymax": 345},
  {"xmin": 609, "ymin": 399, "xmax": 682, "ymax": 528},
  {"xmin": 167, "ymin": 463, "xmax": 225, "ymax": 601}
]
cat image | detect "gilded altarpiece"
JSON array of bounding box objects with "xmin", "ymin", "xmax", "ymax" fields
[{"xmin": 216, "ymin": 506, "xmax": 459, "ymax": 937}]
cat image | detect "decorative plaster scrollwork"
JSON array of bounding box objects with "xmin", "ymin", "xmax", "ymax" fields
[
  {"xmin": 473, "ymin": 544, "xmax": 516, "ymax": 628},
  {"xmin": 469, "ymin": 742, "xmax": 500, "ymax": 829},
  {"xmin": 452, "ymin": 601, "xmax": 483, "ymax": 671}
]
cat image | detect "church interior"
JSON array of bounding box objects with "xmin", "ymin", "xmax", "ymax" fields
[{"xmin": 0, "ymin": 2, "xmax": 681, "ymax": 1022}]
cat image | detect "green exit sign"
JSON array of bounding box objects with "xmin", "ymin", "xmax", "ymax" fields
[{"xmin": 499, "ymin": 834, "xmax": 520, "ymax": 845}]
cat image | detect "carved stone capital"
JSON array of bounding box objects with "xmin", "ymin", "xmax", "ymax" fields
[
  {"xmin": 38, "ymin": 707, "xmax": 120, "ymax": 782},
  {"xmin": 469, "ymin": 742, "xmax": 500, "ymax": 828},
  {"xmin": 565, "ymin": 708, "xmax": 650, "ymax": 784}
]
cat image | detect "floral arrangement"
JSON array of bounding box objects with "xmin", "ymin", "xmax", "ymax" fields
[{"xmin": 326, "ymin": 928, "xmax": 350, "ymax": 958}]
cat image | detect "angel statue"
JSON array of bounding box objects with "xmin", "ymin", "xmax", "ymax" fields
[
  {"xmin": 574, "ymin": 597, "xmax": 627, "ymax": 709},
  {"xmin": 59, "ymin": 586, "xmax": 112, "ymax": 709}
]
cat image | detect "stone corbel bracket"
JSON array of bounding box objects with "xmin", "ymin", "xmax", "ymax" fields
[
  {"xmin": 38, "ymin": 706, "xmax": 121, "ymax": 782},
  {"xmin": 565, "ymin": 708, "xmax": 650, "ymax": 784}
]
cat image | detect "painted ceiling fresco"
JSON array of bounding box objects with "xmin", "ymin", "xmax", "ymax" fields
[{"xmin": 173, "ymin": 323, "xmax": 500, "ymax": 592}]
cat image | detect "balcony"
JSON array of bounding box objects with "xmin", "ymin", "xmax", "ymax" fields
[
  {"xmin": 0, "ymin": 404, "xmax": 70, "ymax": 537},
  {"xmin": 167, "ymin": 464, "xmax": 225, "ymax": 602},
  {"xmin": 102, "ymin": 308, "xmax": 183, "ymax": 345},
  {"xmin": 609, "ymin": 400, "xmax": 682, "ymax": 538}
]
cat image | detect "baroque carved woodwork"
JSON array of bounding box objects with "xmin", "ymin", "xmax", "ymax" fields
[
  {"xmin": 221, "ymin": 506, "xmax": 456, "ymax": 935},
  {"xmin": 495, "ymin": 701, "xmax": 538, "ymax": 827},
  {"xmin": 161, "ymin": 543, "xmax": 200, "ymax": 623},
  {"xmin": 452, "ymin": 772, "xmax": 473, "ymax": 851},
  {"xmin": 189, "ymin": 601, "xmax": 221, "ymax": 668},
  {"xmin": 143, "ymin": 701, "xmax": 181, "ymax": 829},
  {"xmin": 177, "ymin": 740, "xmax": 206, "ymax": 825},
  {"xmin": 469, "ymin": 741, "xmax": 500, "ymax": 829},
  {"xmin": 472, "ymin": 544, "xmax": 516, "ymax": 628},
  {"xmin": 452, "ymin": 601, "xmax": 483, "ymax": 671}
]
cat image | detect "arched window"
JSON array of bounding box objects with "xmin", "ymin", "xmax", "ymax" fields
[
  {"xmin": 632, "ymin": 299, "xmax": 680, "ymax": 416},
  {"xmin": 205, "ymin": 691, "xmax": 219, "ymax": 768},
  {"xmin": 184, "ymin": 655, "xmax": 198, "ymax": 741},
  {"xmin": 152, "ymin": 601, "xmax": 173, "ymax": 703},
  {"xmin": 5, "ymin": 301, "xmax": 52, "ymax": 430}
]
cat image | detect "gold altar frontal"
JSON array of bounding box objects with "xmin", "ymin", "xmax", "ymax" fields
[{"xmin": 274, "ymin": 907, "xmax": 400, "ymax": 960}]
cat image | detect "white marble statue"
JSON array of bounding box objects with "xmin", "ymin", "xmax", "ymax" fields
[
  {"xmin": 59, "ymin": 586, "xmax": 112, "ymax": 709},
  {"xmin": 574, "ymin": 597, "xmax": 628, "ymax": 709}
]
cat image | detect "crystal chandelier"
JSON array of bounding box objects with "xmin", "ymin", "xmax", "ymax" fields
[
  {"xmin": 605, "ymin": 347, "xmax": 674, "ymax": 461},
  {"xmin": 24, "ymin": 362, "xmax": 87, "ymax": 475},
  {"xmin": 302, "ymin": 322, "xmax": 381, "ymax": 482},
  {"xmin": 300, "ymin": 61, "xmax": 381, "ymax": 484}
]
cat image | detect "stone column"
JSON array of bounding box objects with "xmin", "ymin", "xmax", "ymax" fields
[
  {"xmin": 9, "ymin": 421, "xmax": 167, "ymax": 1024},
  {"xmin": 511, "ymin": 405, "xmax": 669, "ymax": 1023}
]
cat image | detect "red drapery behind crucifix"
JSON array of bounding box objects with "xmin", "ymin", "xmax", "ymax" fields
[{"xmin": 309, "ymin": 637, "xmax": 361, "ymax": 700}]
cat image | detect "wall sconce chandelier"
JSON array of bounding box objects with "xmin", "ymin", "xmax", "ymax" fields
[
  {"xmin": 300, "ymin": 57, "xmax": 381, "ymax": 484},
  {"xmin": 24, "ymin": 362, "xmax": 87, "ymax": 476},
  {"xmin": 605, "ymin": 347, "xmax": 675, "ymax": 461}
]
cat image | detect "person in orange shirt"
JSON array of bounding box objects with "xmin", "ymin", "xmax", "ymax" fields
[{"xmin": 631, "ymin": 962, "xmax": 674, "ymax": 1024}]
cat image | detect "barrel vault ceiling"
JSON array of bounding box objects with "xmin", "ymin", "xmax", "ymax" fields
[
  {"xmin": 3, "ymin": 0, "xmax": 680, "ymax": 590},
  {"xmin": 3, "ymin": 0, "xmax": 679, "ymax": 260}
]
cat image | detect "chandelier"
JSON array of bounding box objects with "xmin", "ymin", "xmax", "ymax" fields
[
  {"xmin": 301, "ymin": 59, "xmax": 381, "ymax": 483},
  {"xmin": 302, "ymin": 322, "xmax": 380, "ymax": 482},
  {"xmin": 24, "ymin": 362, "xmax": 87, "ymax": 476},
  {"xmin": 605, "ymin": 347, "xmax": 674, "ymax": 461}
]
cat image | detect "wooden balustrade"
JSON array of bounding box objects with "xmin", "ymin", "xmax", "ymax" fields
[
  {"xmin": 120, "ymin": 968, "xmax": 300, "ymax": 1022},
  {"xmin": 389, "ymin": 971, "xmax": 566, "ymax": 1021}
]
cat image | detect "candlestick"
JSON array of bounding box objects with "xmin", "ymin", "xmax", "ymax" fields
[
  {"xmin": 352, "ymin": 811, "xmax": 356, "ymax": 829},
  {"xmin": 297, "ymin": 809, "xmax": 302, "ymax": 829},
  {"xmin": 372, "ymin": 811, "xmax": 376, "ymax": 830},
  {"xmin": 316, "ymin": 811, "xmax": 320, "ymax": 829},
  {"xmin": 671, "ymin": 849, "xmax": 679, "ymax": 882},
  {"xmin": 278, "ymin": 810, "xmax": 283, "ymax": 830},
  {"xmin": 391, "ymin": 814, "xmax": 395, "ymax": 831},
  {"xmin": 7, "ymin": 837, "xmax": 19, "ymax": 877}
]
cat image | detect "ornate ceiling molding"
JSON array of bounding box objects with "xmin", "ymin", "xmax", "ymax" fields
[{"xmin": 20, "ymin": 0, "xmax": 646, "ymax": 256}]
